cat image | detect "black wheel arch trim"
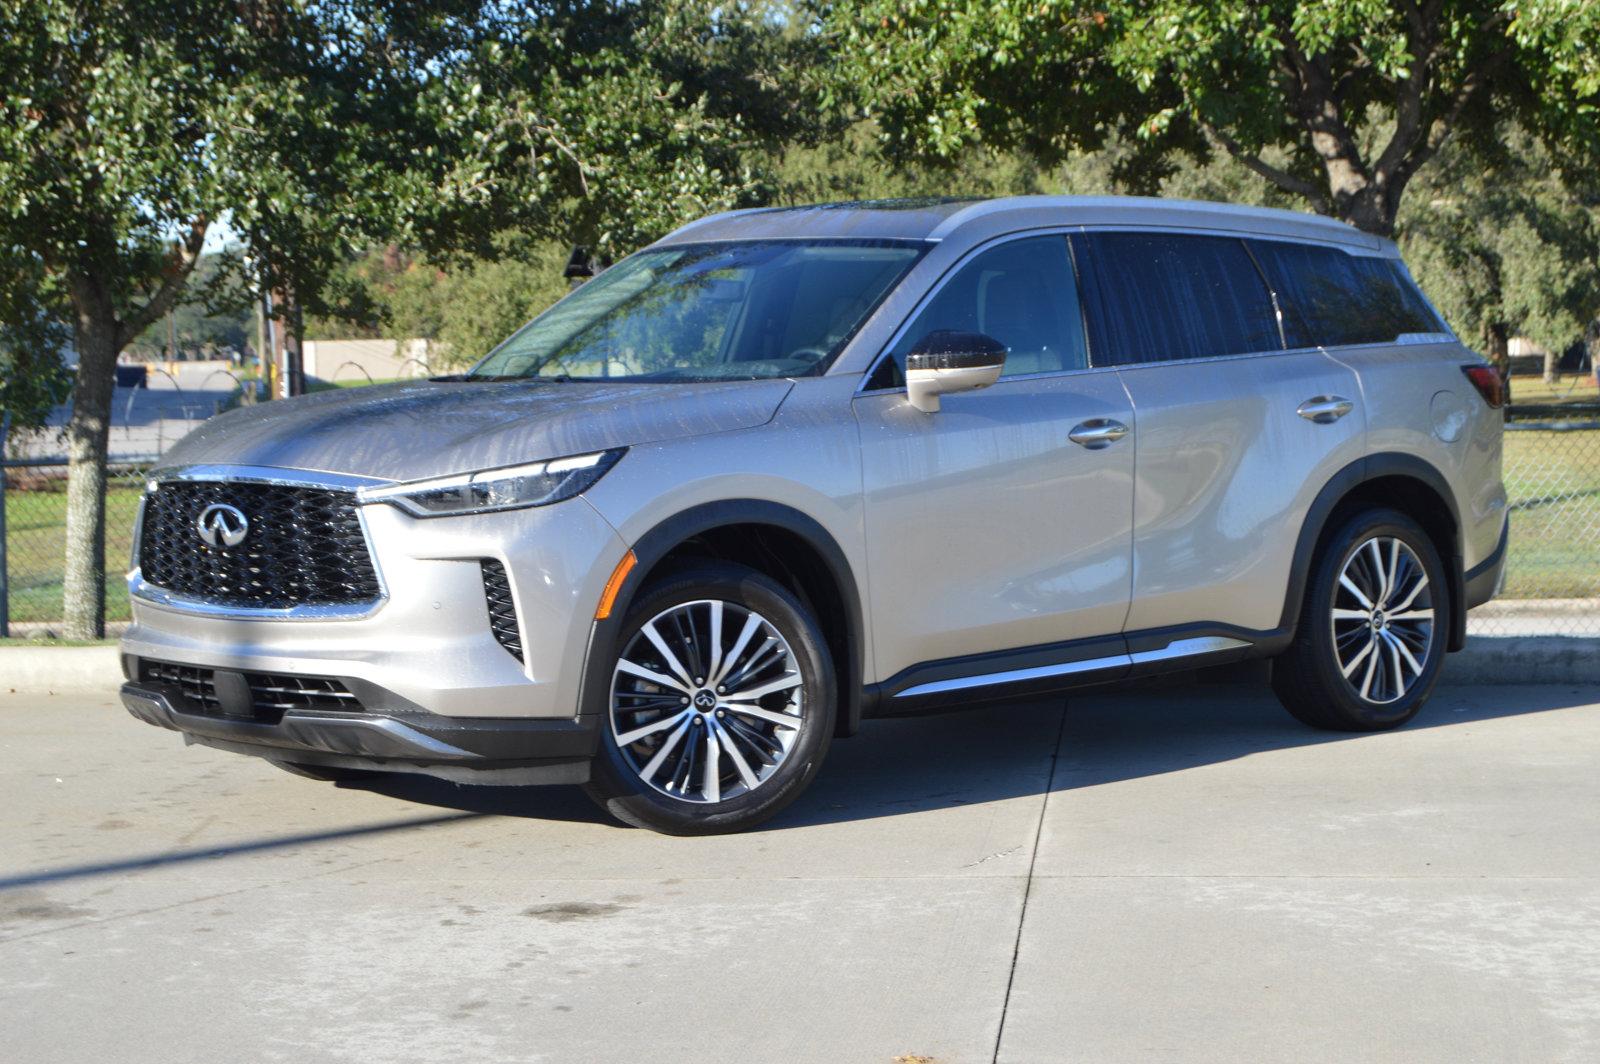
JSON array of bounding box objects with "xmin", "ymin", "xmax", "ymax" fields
[
  {"xmin": 579, "ymin": 499, "xmax": 867, "ymax": 738},
  {"xmin": 1281, "ymin": 452, "xmax": 1467, "ymax": 653}
]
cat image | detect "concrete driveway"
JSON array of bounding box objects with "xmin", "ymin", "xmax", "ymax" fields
[{"xmin": 2, "ymin": 681, "xmax": 1597, "ymax": 1063}]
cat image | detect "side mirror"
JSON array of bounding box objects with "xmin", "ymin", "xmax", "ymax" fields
[{"xmin": 904, "ymin": 330, "xmax": 1006, "ymax": 413}]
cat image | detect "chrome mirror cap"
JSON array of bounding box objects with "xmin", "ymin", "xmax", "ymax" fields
[{"xmin": 904, "ymin": 330, "xmax": 1006, "ymax": 413}]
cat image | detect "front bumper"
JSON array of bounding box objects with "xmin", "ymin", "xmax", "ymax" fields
[
  {"xmin": 123, "ymin": 492, "xmax": 632, "ymax": 720},
  {"xmin": 122, "ymin": 680, "xmax": 597, "ymax": 784}
]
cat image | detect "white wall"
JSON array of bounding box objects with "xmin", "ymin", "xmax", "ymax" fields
[{"xmin": 303, "ymin": 339, "xmax": 432, "ymax": 383}]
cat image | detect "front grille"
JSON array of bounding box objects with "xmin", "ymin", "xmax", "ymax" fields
[
  {"xmin": 139, "ymin": 480, "xmax": 381, "ymax": 609},
  {"xmin": 140, "ymin": 660, "xmax": 221, "ymax": 712},
  {"xmin": 481, "ymin": 560, "xmax": 524, "ymax": 662},
  {"xmin": 139, "ymin": 659, "xmax": 363, "ymax": 724}
]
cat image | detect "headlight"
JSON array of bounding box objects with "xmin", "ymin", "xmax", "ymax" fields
[{"xmin": 357, "ymin": 449, "xmax": 624, "ymax": 517}]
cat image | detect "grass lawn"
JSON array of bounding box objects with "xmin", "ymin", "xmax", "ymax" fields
[
  {"xmin": 1502, "ymin": 428, "xmax": 1600, "ymax": 599},
  {"xmin": 306, "ymin": 376, "xmax": 401, "ymax": 392},
  {"xmin": 1508, "ymin": 373, "xmax": 1599, "ymax": 406},
  {"xmin": 4, "ymin": 479, "xmax": 144, "ymax": 624}
]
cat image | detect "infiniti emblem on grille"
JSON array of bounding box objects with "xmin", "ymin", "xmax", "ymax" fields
[{"xmin": 196, "ymin": 503, "xmax": 249, "ymax": 548}]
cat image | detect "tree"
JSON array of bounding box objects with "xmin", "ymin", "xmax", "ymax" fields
[
  {"xmin": 0, "ymin": 251, "xmax": 73, "ymax": 444},
  {"xmin": 0, "ymin": 1, "xmax": 482, "ymax": 637},
  {"xmin": 1401, "ymin": 128, "xmax": 1600, "ymax": 376},
  {"xmin": 836, "ymin": 1, "xmax": 1600, "ymax": 236}
]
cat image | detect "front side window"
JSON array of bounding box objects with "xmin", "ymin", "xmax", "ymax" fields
[
  {"xmin": 1247, "ymin": 240, "xmax": 1448, "ymax": 348},
  {"xmin": 470, "ymin": 240, "xmax": 924, "ymax": 382},
  {"xmin": 874, "ymin": 235, "xmax": 1088, "ymax": 387},
  {"xmin": 1071, "ymin": 232, "xmax": 1283, "ymax": 365}
]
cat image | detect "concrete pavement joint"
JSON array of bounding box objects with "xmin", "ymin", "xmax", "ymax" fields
[{"xmin": 990, "ymin": 700, "xmax": 1069, "ymax": 1064}]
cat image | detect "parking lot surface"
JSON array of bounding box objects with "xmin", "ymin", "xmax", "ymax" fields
[{"xmin": 3, "ymin": 682, "xmax": 1597, "ymax": 1063}]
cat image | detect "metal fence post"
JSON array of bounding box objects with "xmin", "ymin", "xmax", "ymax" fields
[{"xmin": 1, "ymin": 410, "xmax": 10, "ymax": 638}]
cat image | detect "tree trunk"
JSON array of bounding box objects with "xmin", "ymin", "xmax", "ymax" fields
[
  {"xmin": 61, "ymin": 296, "xmax": 120, "ymax": 640},
  {"xmin": 1543, "ymin": 347, "xmax": 1557, "ymax": 384},
  {"xmin": 1588, "ymin": 321, "xmax": 1600, "ymax": 391}
]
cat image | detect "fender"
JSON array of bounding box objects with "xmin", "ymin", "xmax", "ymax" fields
[
  {"xmin": 576, "ymin": 500, "xmax": 867, "ymax": 738},
  {"xmin": 1280, "ymin": 452, "xmax": 1467, "ymax": 652}
]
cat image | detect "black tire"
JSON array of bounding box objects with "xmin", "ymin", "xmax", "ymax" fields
[
  {"xmin": 583, "ymin": 563, "xmax": 836, "ymax": 835},
  {"xmin": 268, "ymin": 760, "xmax": 388, "ymax": 783},
  {"xmin": 1272, "ymin": 507, "xmax": 1449, "ymax": 731}
]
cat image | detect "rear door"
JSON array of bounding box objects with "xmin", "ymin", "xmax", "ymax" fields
[
  {"xmin": 854, "ymin": 234, "xmax": 1135, "ymax": 685},
  {"xmin": 1070, "ymin": 230, "xmax": 1367, "ymax": 641}
]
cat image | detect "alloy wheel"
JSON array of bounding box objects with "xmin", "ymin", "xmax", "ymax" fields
[
  {"xmin": 1330, "ymin": 536, "xmax": 1436, "ymax": 705},
  {"xmin": 609, "ymin": 599, "xmax": 804, "ymax": 804}
]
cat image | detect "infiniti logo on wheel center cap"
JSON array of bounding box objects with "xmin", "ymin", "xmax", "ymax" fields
[
  {"xmin": 196, "ymin": 503, "xmax": 250, "ymax": 548},
  {"xmin": 693, "ymin": 690, "xmax": 717, "ymax": 710}
]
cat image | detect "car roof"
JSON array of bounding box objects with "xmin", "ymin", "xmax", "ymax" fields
[{"xmin": 653, "ymin": 194, "xmax": 1388, "ymax": 254}]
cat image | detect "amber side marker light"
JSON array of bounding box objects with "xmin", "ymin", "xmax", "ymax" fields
[{"xmin": 595, "ymin": 550, "xmax": 637, "ymax": 620}]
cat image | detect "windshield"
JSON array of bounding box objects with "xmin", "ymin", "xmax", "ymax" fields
[{"xmin": 468, "ymin": 240, "xmax": 924, "ymax": 382}]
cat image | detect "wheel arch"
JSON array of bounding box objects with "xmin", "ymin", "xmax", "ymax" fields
[
  {"xmin": 581, "ymin": 500, "xmax": 866, "ymax": 738},
  {"xmin": 1281, "ymin": 453, "xmax": 1467, "ymax": 652}
]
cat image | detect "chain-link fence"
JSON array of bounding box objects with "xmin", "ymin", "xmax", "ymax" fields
[
  {"xmin": 1, "ymin": 459, "xmax": 152, "ymax": 637},
  {"xmin": 1469, "ymin": 404, "xmax": 1600, "ymax": 638},
  {"xmin": 2, "ymin": 409, "xmax": 1597, "ymax": 639}
]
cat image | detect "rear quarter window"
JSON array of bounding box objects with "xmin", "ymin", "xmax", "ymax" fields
[
  {"xmin": 1070, "ymin": 232, "xmax": 1283, "ymax": 365},
  {"xmin": 1247, "ymin": 239, "xmax": 1447, "ymax": 348}
]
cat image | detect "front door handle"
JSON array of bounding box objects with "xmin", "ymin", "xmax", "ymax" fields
[
  {"xmin": 1068, "ymin": 418, "xmax": 1130, "ymax": 449},
  {"xmin": 1297, "ymin": 395, "xmax": 1354, "ymax": 424}
]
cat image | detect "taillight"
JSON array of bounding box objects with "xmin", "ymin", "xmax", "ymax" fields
[{"xmin": 1461, "ymin": 364, "xmax": 1505, "ymax": 409}]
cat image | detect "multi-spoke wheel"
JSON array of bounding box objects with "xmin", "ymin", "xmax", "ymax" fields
[
  {"xmin": 610, "ymin": 599, "xmax": 804, "ymax": 804},
  {"xmin": 1331, "ymin": 536, "xmax": 1435, "ymax": 704},
  {"xmin": 584, "ymin": 563, "xmax": 836, "ymax": 834},
  {"xmin": 1273, "ymin": 508, "xmax": 1448, "ymax": 731}
]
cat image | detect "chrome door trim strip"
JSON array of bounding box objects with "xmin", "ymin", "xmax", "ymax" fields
[
  {"xmin": 893, "ymin": 634, "xmax": 1252, "ymax": 699},
  {"xmin": 1127, "ymin": 635, "xmax": 1250, "ymax": 665},
  {"xmin": 894, "ymin": 652, "xmax": 1128, "ymax": 699}
]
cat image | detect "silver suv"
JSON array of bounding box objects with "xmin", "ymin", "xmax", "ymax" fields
[{"xmin": 120, "ymin": 196, "xmax": 1508, "ymax": 834}]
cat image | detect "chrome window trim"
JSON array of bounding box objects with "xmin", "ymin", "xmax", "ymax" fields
[
  {"xmin": 856, "ymin": 221, "xmax": 1371, "ymax": 393},
  {"xmin": 129, "ymin": 464, "xmax": 392, "ymax": 622},
  {"xmin": 893, "ymin": 635, "xmax": 1249, "ymax": 699}
]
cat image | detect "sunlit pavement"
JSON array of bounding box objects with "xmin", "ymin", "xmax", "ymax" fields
[{"xmin": 3, "ymin": 682, "xmax": 1597, "ymax": 1063}]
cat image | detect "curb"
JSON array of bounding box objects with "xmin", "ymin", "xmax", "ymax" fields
[
  {"xmin": 1, "ymin": 646, "xmax": 123, "ymax": 697},
  {"xmin": 3, "ymin": 637, "xmax": 1598, "ymax": 697},
  {"xmin": 1442, "ymin": 635, "xmax": 1600, "ymax": 686}
]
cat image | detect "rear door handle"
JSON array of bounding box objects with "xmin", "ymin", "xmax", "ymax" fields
[
  {"xmin": 1068, "ymin": 418, "xmax": 1130, "ymax": 449},
  {"xmin": 1297, "ymin": 395, "xmax": 1354, "ymax": 424}
]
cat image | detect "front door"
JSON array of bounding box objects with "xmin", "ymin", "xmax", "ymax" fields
[{"xmin": 853, "ymin": 234, "xmax": 1136, "ymax": 687}]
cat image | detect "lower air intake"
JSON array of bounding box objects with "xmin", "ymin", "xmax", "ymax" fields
[{"xmin": 481, "ymin": 560, "xmax": 524, "ymax": 663}]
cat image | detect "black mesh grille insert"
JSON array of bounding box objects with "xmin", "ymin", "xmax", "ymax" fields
[
  {"xmin": 138, "ymin": 659, "xmax": 363, "ymax": 723},
  {"xmin": 481, "ymin": 560, "xmax": 524, "ymax": 662},
  {"xmin": 139, "ymin": 480, "xmax": 381, "ymax": 609}
]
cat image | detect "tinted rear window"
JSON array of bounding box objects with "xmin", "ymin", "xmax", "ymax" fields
[
  {"xmin": 1070, "ymin": 232, "xmax": 1283, "ymax": 365},
  {"xmin": 1247, "ymin": 240, "xmax": 1445, "ymax": 348}
]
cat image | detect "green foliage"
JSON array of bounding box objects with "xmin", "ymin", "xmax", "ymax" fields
[
  {"xmin": 413, "ymin": 1, "xmax": 832, "ymax": 259},
  {"xmin": 1401, "ymin": 129, "xmax": 1600, "ymax": 357},
  {"xmin": 306, "ymin": 238, "xmax": 573, "ymax": 368},
  {"xmin": 834, "ymin": 1, "xmax": 1600, "ymax": 234},
  {"xmin": 0, "ymin": 251, "xmax": 71, "ymax": 440}
]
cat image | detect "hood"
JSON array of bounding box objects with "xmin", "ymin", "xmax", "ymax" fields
[{"xmin": 156, "ymin": 377, "xmax": 795, "ymax": 482}]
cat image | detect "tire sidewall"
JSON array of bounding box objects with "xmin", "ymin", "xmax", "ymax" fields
[
  {"xmin": 586, "ymin": 564, "xmax": 836, "ymax": 834},
  {"xmin": 1305, "ymin": 510, "xmax": 1448, "ymax": 728}
]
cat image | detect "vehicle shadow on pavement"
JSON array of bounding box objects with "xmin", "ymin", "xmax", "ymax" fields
[
  {"xmin": 0, "ymin": 812, "xmax": 482, "ymax": 891},
  {"xmin": 355, "ymin": 678, "xmax": 1600, "ymax": 831},
  {"xmin": 7, "ymin": 681, "xmax": 1590, "ymax": 893}
]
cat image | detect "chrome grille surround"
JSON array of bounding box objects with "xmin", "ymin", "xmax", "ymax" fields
[{"xmin": 130, "ymin": 465, "xmax": 389, "ymax": 621}]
